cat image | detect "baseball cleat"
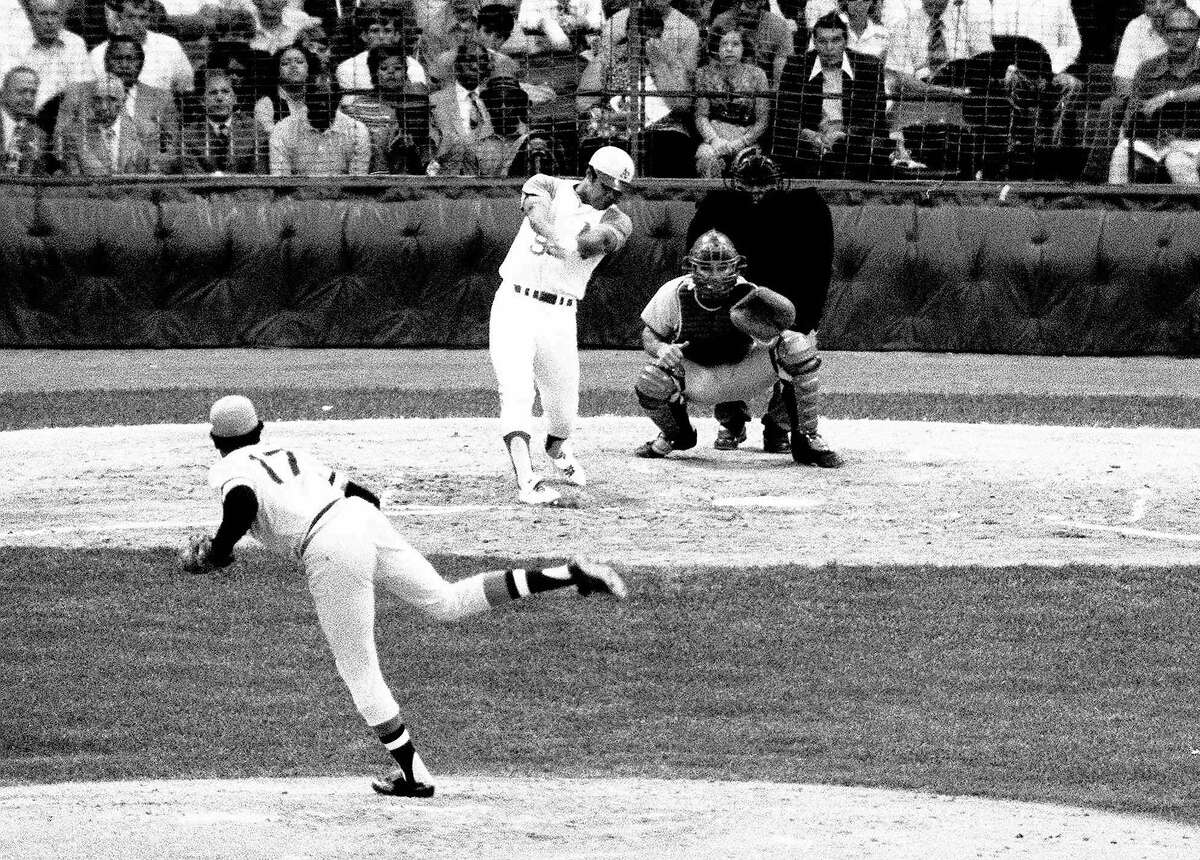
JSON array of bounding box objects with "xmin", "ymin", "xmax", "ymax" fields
[
  {"xmin": 549, "ymin": 448, "xmax": 587, "ymax": 487},
  {"xmin": 791, "ymin": 431, "xmax": 844, "ymax": 468},
  {"xmin": 634, "ymin": 435, "xmax": 674, "ymax": 458},
  {"xmin": 763, "ymin": 430, "xmax": 791, "ymax": 454},
  {"xmin": 567, "ymin": 556, "xmax": 628, "ymax": 600},
  {"xmin": 714, "ymin": 425, "xmax": 747, "ymax": 450},
  {"xmin": 518, "ymin": 477, "xmax": 561, "ymax": 505},
  {"xmin": 371, "ymin": 766, "xmax": 436, "ymax": 799}
]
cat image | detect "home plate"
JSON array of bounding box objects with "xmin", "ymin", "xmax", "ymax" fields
[{"xmin": 714, "ymin": 495, "xmax": 826, "ymax": 509}]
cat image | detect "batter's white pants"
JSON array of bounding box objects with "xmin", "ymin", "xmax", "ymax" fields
[
  {"xmin": 488, "ymin": 284, "xmax": 579, "ymax": 440},
  {"xmin": 302, "ymin": 497, "xmax": 492, "ymax": 726}
]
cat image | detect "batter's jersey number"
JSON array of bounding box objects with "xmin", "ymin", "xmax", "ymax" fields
[{"xmin": 249, "ymin": 449, "xmax": 301, "ymax": 484}]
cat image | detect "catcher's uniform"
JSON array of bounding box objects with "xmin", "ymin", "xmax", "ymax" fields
[
  {"xmin": 208, "ymin": 442, "xmax": 491, "ymax": 725},
  {"xmin": 641, "ymin": 274, "xmax": 804, "ymax": 405},
  {"xmin": 489, "ymin": 173, "xmax": 632, "ymax": 440}
]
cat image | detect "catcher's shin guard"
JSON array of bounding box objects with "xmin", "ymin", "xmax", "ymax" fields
[
  {"xmin": 772, "ymin": 332, "xmax": 821, "ymax": 435},
  {"xmin": 635, "ymin": 363, "xmax": 697, "ymax": 448}
]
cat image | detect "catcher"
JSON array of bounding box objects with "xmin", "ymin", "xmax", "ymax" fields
[
  {"xmin": 181, "ymin": 395, "xmax": 627, "ymax": 799},
  {"xmin": 633, "ymin": 229, "xmax": 826, "ymax": 462},
  {"xmin": 686, "ymin": 149, "xmax": 842, "ymax": 467}
]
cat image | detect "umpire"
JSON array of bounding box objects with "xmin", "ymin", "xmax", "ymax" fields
[{"xmin": 685, "ymin": 149, "xmax": 842, "ymax": 466}]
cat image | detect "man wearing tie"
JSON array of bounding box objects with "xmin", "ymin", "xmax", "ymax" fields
[
  {"xmin": 176, "ymin": 69, "xmax": 268, "ymax": 174},
  {"xmin": 0, "ymin": 67, "xmax": 48, "ymax": 175},
  {"xmin": 60, "ymin": 73, "xmax": 153, "ymax": 175},
  {"xmin": 427, "ymin": 40, "xmax": 495, "ymax": 174}
]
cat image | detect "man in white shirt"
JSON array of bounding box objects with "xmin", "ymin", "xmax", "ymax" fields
[
  {"xmin": 249, "ymin": 0, "xmax": 319, "ymax": 54},
  {"xmin": 90, "ymin": 0, "xmax": 195, "ymax": 95},
  {"xmin": 0, "ymin": 0, "xmax": 94, "ymax": 119},
  {"xmin": 990, "ymin": 0, "xmax": 1082, "ymax": 91},
  {"xmin": 883, "ymin": 0, "xmax": 991, "ymax": 82}
]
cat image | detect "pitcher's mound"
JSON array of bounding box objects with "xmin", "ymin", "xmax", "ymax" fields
[{"xmin": 1, "ymin": 776, "xmax": 1195, "ymax": 860}]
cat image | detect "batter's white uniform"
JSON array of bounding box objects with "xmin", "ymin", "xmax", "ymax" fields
[
  {"xmin": 208, "ymin": 442, "xmax": 492, "ymax": 726},
  {"xmin": 489, "ymin": 173, "xmax": 633, "ymax": 439}
]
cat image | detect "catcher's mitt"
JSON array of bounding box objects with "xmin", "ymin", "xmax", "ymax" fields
[
  {"xmin": 179, "ymin": 533, "xmax": 231, "ymax": 574},
  {"xmin": 730, "ymin": 287, "xmax": 796, "ymax": 342}
]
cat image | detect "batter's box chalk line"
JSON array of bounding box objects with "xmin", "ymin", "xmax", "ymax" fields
[{"xmin": 713, "ymin": 495, "xmax": 827, "ymax": 510}]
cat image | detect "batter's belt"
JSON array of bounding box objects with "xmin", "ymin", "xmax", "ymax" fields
[{"xmin": 513, "ymin": 284, "xmax": 577, "ymax": 308}]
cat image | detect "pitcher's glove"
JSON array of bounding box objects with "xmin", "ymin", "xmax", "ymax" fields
[
  {"xmin": 730, "ymin": 287, "xmax": 796, "ymax": 342},
  {"xmin": 179, "ymin": 533, "xmax": 233, "ymax": 574}
]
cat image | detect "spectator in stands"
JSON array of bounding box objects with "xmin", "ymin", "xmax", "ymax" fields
[
  {"xmin": 1080, "ymin": 0, "xmax": 1180, "ymax": 181},
  {"xmin": 104, "ymin": 34, "xmax": 177, "ymax": 167},
  {"xmin": 577, "ymin": 4, "xmax": 695, "ymax": 176},
  {"xmin": 429, "ymin": 4, "xmax": 523, "ymax": 86},
  {"xmin": 0, "ymin": 0, "xmax": 94, "ymax": 136},
  {"xmin": 838, "ymin": 0, "xmax": 888, "ymax": 59},
  {"xmin": 428, "ymin": 4, "xmax": 521, "ymax": 87},
  {"xmin": 1109, "ymin": 4, "xmax": 1200, "ymax": 183},
  {"xmin": 61, "ymin": 73, "xmax": 155, "ymax": 173},
  {"xmin": 176, "ymin": 67, "xmax": 267, "ymax": 173},
  {"xmin": 593, "ymin": 0, "xmax": 700, "ymax": 85},
  {"xmin": 269, "ymin": 78, "xmax": 371, "ymax": 173},
  {"xmin": 883, "ymin": 0, "xmax": 991, "ymax": 83},
  {"xmin": 473, "ymin": 74, "xmax": 531, "ymax": 173},
  {"xmin": 337, "ymin": 2, "xmax": 426, "ymax": 96},
  {"xmin": 254, "ymin": 43, "xmax": 320, "ymax": 135},
  {"xmin": 771, "ymin": 10, "xmax": 890, "ymax": 177},
  {"xmin": 205, "ymin": 40, "xmax": 261, "ymax": 114},
  {"xmin": 418, "ymin": 0, "xmax": 480, "ymax": 69},
  {"xmin": 298, "ymin": 21, "xmax": 335, "ymax": 78},
  {"xmin": 990, "ymin": 0, "xmax": 1083, "ymax": 94},
  {"xmin": 249, "ymin": 0, "xmax": 320, "ymax": 54},
  {"xmin": 427, "ymin": 39, "xmax": 497, "ymax": 174},
  {"xmin": 340, "ymin": 44, "xmax": 429, "ymax": 172},
  {"xmin": 710, "ymin": 0, "xmax": 793, "ymax": 87},
  {"xmin": 1, "ymin": 66, "xmax": 49, "ymax": 175},
  {"xmin": 502, "ymin": 0, "xmax": 604, "ymax": 56},
  {"xmin": 693, "ymin": 23, "xmax": 770, "ymax": 177},
  {"xmin": 91, "ymin": 0, "xmax": 195, "ymax": 95}
]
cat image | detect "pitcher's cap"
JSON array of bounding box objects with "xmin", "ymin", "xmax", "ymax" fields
[
  {"xmin": 209, "ymin": 395, "xmax": 260, "ymax": 438},
  {"xmin": 588, "ymin": 145, "xmax": 635, "ymax": 191}
]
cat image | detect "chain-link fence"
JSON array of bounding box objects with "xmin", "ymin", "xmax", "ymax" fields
[{"xmin": 0, "ymin": 0, "xmax": 1191, "ymax": 183}]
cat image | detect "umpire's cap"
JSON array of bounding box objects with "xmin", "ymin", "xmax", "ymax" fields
[
  {"xmin": 588, "ymin": 145, "xmax": 635, "ymax": 191},
  {"xmin": 210, "ymin": 395, "xmax": 260, "ymax": 439}
]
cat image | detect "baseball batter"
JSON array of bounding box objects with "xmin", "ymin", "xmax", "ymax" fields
[
  {"xmin": 181, "ymin": 395, "xmax": 628, "ymax": 798},
  {"xmin": 633, "ymin": 230, "xmax": 823, "ymax": 460},
  {"xmin": 489, "ymin": 145, "xmax": 635, "ymax": 505}
]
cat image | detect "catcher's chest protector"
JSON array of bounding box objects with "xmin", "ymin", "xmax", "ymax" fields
[
  {"xmin": 687, "ymin": 188, "xmax": 833, "ymax": 333},
  {"xmin": 678, "ymin": 281, "xmax": 755, "ymax": 367}
]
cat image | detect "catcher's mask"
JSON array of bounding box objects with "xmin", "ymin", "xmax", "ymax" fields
[
  {"xmin": 727, "ymin": 147, "xmax": 786, "ymax": 194},
  {"xmin": 684, "ymin": 229, "xmax": 744, "ymax": 304}
]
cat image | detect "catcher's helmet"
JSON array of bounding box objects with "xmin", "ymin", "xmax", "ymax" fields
[{"xmin": 684, "ymin": 229, "xmax": 744, "ymax": 303}]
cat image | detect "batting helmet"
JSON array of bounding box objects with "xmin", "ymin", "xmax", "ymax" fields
[{"xmin": 684, "ymin": 229, "xmax": 744, "ymax": 304}]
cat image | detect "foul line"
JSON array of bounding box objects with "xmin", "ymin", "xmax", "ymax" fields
[{"xmin": 1046, "ymin": 516, "xmax": 1200, "ymax": 543}]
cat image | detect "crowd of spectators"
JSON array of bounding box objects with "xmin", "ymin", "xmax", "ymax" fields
[{"xmin": 0, "ymin": 0, "xmax": 1194, "ymax": 183}]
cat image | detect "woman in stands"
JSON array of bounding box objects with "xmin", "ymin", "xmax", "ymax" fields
[
  {"xmin": 340, "ymin": 45, "xmax": 430, "ymax": 174},
  {"xmin": 254, "ymin": 43, "xmax": 322, "ymax": 136},
  {"xmin": 693, "ymin": 22, "xmax": 770, "ymax": 178}
]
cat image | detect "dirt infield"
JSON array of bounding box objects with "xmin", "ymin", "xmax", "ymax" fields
[
  {"xmin": 5, "ymin": 350, "xmax": 1200, "ymax": 856},
  {"xmin": 3, "ymin": 775, "xmax": 1198, "ymax": 860}
]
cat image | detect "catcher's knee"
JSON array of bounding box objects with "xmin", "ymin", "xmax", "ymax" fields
[
  {"xmin": 635, "ymin": 363, "xmax": 682, "ymax": 406},
  {"xmin": 773, "ymin": 331, "xmax": 820, "ymax": 379}
]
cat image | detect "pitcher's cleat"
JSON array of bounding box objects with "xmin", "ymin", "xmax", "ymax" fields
[
  {"xmin": 371, "ymin": 767, "xmax": 435, "ymax": 799},
  {"xmin": 567, "ymin": 556, "xmax": 628, "ymax": 600},
  {"xmin": 518, "ymin": 477, "xmax": 561, "ymax": 505}
]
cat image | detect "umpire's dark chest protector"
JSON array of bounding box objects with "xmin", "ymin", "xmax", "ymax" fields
[{"xmin": 678, "ymin": 280, "xmax": 755, "ymax": 367}]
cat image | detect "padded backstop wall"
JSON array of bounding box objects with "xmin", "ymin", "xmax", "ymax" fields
[{"xmin": 3, "ymin": 180, "xmax": 1199, "ymax": 354}]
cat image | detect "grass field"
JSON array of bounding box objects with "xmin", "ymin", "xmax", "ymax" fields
[{"xmin": 3, "ymin": 366, "xmax": 1200, "ymax": 842}]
